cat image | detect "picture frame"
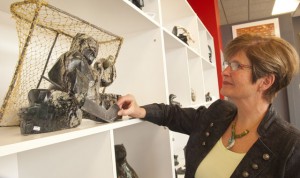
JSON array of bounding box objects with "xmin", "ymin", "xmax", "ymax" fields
[{"xmin": 232, "ymin": 18, "xmax": 280, "ymax": 38}]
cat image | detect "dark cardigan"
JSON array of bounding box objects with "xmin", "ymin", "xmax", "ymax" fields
[{"xmin": 143, "ymin": 99, "xmax": 300, "ymax": 178}]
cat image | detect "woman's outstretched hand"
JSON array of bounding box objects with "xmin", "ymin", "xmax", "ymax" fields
[{"xmin": 117, "ymin": 94, "xmax": 146, "ymax": 119}]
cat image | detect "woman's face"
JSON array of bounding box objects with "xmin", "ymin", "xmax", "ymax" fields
[{"xmin": 220, "ymin": 51, "xmax": 260, "ymax": 100}]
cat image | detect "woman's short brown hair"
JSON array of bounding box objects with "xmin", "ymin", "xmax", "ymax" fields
[{"xmin": 224, "ymin": 34, "xmax": 299, "ymax": 102}]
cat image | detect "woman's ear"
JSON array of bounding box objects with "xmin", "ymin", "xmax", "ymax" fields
[{"xmin": 260, "ymin": 74, "xmax": 275, "ymax": 91}]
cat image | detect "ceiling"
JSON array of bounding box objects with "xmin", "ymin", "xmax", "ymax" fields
[{"xmin": 218, "ymin": 0, "xmax": 300, "ymax": 25}]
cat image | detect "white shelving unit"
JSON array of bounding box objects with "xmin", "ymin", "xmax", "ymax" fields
[{"xmin": 0, "ymin": 0, "xmax": 219, "ymax": 177}]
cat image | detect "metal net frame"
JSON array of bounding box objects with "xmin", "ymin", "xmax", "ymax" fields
[{"xmin": 0, "ymin": 0, "xmax": 123, "ymax": 126}]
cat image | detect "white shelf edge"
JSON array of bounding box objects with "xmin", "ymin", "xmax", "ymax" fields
[{"xmin": 0, "ymin": 118, "xmax": 143, "ymax": 157}]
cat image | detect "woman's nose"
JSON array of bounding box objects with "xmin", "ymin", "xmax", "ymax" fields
[{"xmin": 222, "ymin": 65, "xmax": 231, "ymax": 76}]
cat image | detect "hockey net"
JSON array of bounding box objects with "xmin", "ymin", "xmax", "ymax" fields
[{"xmin": 0, "ymin": 0, "xmax": 123, "ymax": 126}]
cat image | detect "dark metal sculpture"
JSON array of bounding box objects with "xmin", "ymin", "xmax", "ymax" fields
[
  {"xmin": 169, "ymin": 94, "xmax": 182, "ymax": 107},
  {"xmin": 208, "ymin": 45, "xmax": 212, "ymax": 63},
  {"xmin": 19, "ymin": 33, "xmax": 121, "ymax": 135},
  {"xmin": 115, "ymin": 144, "xmax": 139, "ymax": 178},
  {"xmin": 172, "ymin": 26, "xmax": 195, "ymax": 45},
  {"xmin": 1, "ymin": 1, "xmax": 123, "ymax": 127},
  {"xmin": 205, "ymin": 92, "xmax": 212, "ymax": 102},
  {"xmin": 128, "ymin": 0, "xmax": 144, "ymax": 9},
  {"xmin": 176, "ymin": 146, "xmax": 186, "ymax": 175},
  {"xmin": 19, "ymin": 90, "xmax": 84, "ymax": 135}
]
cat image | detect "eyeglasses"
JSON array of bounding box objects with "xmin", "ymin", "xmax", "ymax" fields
[{"xmin": 223, "ymin": 61, "xmax": 252, "ymax": 71}]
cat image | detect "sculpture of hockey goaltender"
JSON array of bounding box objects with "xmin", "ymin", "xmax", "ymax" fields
[
  {"xmin": 49, "ymin": 33, "xmax": 98, "ymax": 94},
  {"xmin": 20, "ymin": 33, "xmax": 120, "ymax": 134}
]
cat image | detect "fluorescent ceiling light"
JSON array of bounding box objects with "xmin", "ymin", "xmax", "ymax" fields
[{"xmin": 272, "ymin": 0, "xmax": 300, "ymax": 15}]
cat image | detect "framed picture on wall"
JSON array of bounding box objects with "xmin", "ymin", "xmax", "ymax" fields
[{"xmin": 232, "ymin": 18, "xmax": 280, "ymax": 38}]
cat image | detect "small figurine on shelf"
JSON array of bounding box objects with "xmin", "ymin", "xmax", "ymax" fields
[
  {"xmin": 174, "ymin": 154, "xmax": 179, "ymax": 178},
  {"xmin": 115, "ymin": 144, "xmax": 139, "ymax": 178},
  {"xmin": 128, "ymin": 0, "xmax": 144, "ymax": 9},
  {"xmin": 205, "ymin": 92, "xmax": 212, "ymax": 102},
  {"xmin": 174, "ymin": 154, "xmax": 179, "ymax": 166},
  {"xmin": 172, "ymin": 26, "xmax": 195, "ymax": 45},
  {"xmin": 191, "ymin": 88, "xmax": 196, "ymax": 102},
  {"xmin": 176, "ymin": 146, "xmax": 187, "ymax": 175},
  {"xmin": 208, "ymin": 45, "xmax": 212, "ymax": 63},
  {"xmin": 169, "ymin": 94, "xmax": 182, "ymax": 107}
]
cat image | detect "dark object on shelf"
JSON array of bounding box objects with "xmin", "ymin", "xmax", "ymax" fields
[
  {"xmin": 1, "ymin": 1, "xmax": 123, "ymax": 127},
  {"xmin": 128, "ymin": 0, "xmax": 144, "ymax": 9},
  {"xmin": 174, "ymin": 154, "xmax": 179, "ymax": 166},
  {"xmin": 176, "ymin": 166, "xmax": 186, "ymax": 175},
  {"xmin": 176, "ymin": 145, "xmax": 187, "ymax": 175},
  {"xmin": 19, "ymin": 90, "xmax": 83, "ymax": 135},
  {"xmin": 19, "ymin": 33, "xmax": 121, "ymax": 134},
  {"xmin": 172, "ymin": 26, "xmax": 195, "ymax": 45},
  {"xmin": 115, "ymin": 144, "xmax": 139, "ymax": 178},
  {"xmin": 191, "ymin": 88, "xmax": 196, "ymax": 102},
  {"xmin": 81, "ymin": 93, "xmax": 122, "ymax": 123},
  {"xmin": 48, "ymin": 34, "xmax": 120, "ymax": 123},
  {"xmin": 208, "ymin": 45, "xmax": 212, "ymax": 63},
  {"xmin": 169, "ymin": 94, "xmax": 182, "ymax": 107},
  {"xmin": 48, "ymin": 33, "xmax": 98, "ymax": 94},
  {"xmin": 205, "ymin": 92, "xmax": 212, "ymax": 102}
]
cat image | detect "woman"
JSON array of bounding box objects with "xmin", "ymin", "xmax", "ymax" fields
[{"xmin": 117, "ymin": 34, "xmax": 300, "ymax": 178}]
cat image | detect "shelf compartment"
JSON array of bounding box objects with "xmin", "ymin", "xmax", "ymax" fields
[
  {"xmin": 114, "ymin": 121, "xmax": 173, "ymax": 178},
  {"xmin": 160, "ymin": 0, "xmax": 199, "ymax": 53},
  {"xmin": 202, "ymin": 61, "xmax": 219, "ymax": 101},
  {"xmin": 207, "ymin": 31, "xmax": 215, "ymax": 65},
  {"xmin": 0, "ymin": 154, "xmax": 18, "ymax": 178},
  {"xmin": 44, "ymin": 0, "xmax": 159, "ymax": 36},
  {"xmin": 198, "ymin": 19, "xmax": 209, "ymax": 60},
  {"xmin": 160, "ymin": 0, "xmax": 195, "ymax": 24},
  {"xmin": 171, "ymin": 131, "xmax": 188, "ymax": 171},
  {"xmin": 123, "ymin": 0, "xmax": 162, "ymax": 25},
  {"xmin": 17, "ymin": 131, "xmax": 114, "ymax": 178},
  {"xmin": 188, "ymin": 55, "xmax": 205, "ymax": 105},
  {"xmin": 106, "ymin": 27, "xmax": 168, "ymax": 105},
  {"xmin": 164, "ymin": 47, "xmax": 191, "ymax": 107}
]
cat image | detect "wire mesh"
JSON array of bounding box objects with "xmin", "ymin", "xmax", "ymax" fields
[{"xmin": 0, "ymin": 0, "xmax": 123, "ymax": 126}]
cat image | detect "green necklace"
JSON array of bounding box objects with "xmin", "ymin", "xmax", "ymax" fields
[{"xmin": 226, "ymin": 121, "xmax": 249, "ymax": 150}]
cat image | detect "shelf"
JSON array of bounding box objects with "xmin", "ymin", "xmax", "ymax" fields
[{"xmin": 0, "ymin": 118, "xmax": 142, "ymax": 157}]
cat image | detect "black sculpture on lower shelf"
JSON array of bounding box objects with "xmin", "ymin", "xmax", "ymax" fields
[
  {"xmin": 176, "ymin": 146, "xmax": 186, "ymax": 175},
  {"xmin": 115, "ymin": 144, "xmax": 139, "ymax": 178}
]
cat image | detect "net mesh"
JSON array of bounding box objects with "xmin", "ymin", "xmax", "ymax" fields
[{"xmin": 0, "ymin": 0, "xmax": 123, "ymax": 126}]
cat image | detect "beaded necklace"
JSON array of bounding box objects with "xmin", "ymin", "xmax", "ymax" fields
[{"xmin": 226, "ymin": 121, "xmax": 249, "ymax": 150}]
